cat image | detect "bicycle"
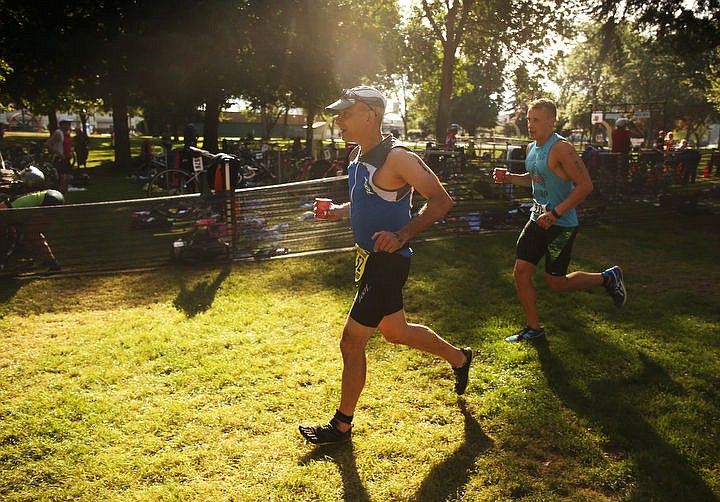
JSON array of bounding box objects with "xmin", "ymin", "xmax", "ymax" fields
[{"xmin": 145, "ymin": 146, "xmax": 275, "ymax": 197}]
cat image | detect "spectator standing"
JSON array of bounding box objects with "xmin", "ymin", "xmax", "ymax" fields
[
  {"xmin": 74, "ymin": 128, "xmax": 89, "ymax": 168},
  {"xmin": 492, "ymin": 98, "xmax": 626, "ymax": 343},
  {"xmin": 44, "ymin": 120, "xmax": 74, "ymax": 192},
  {"xmin": 664, "ymin": 132, "xmax": 675, "ymax": 151},
  {"xmin": 654, "ymin": 130, "xmax": 665, "ymax": 150},
  {"xmin": 444, "ymin": 124, "xmax": 459, "ymax": 150},
  {"xmin": 611, "ymin": 118, "xmax": 632, "ymax": 154}
]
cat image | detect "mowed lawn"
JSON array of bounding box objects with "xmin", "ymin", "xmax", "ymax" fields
[{"xmin": 1, "ymin": 211, "xmax": 719, "ymax": 501}]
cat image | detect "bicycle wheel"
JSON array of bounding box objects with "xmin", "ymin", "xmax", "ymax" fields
[{"xmin": 146, "ymin": 169, "xmax": 199, "ymax": 196}]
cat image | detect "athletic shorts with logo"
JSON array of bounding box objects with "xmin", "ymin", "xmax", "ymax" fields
[
  {"xmin": 350, "ymin": 251, "xmax": 410, "ymax": 328},
  {"xmin": 516, "ymin": 220, "xmax": 578, "ymax": 276}
]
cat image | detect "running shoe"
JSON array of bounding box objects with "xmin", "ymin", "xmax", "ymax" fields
[
  {"xmin": 505, "ymin": 326, "xmax": 545, "ymax": 343},
  {"xmin": 453, "ymin": 348, "xmax": 473, "ymax": 395},
  {"xmin": 603, "ymin": 266, "xmax": 626, "ymax": 307},
  {"xmin": 299, "ymin": 419, "xmax": 351, "ymax": 445}
]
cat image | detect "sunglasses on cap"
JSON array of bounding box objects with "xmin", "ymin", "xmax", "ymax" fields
[{"xmin": 340, "ymin": 88, "xmax": 385, "ymax": 109}]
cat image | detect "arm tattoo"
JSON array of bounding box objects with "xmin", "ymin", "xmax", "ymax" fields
[{"xmin": 415, "ymin": 157, "xmax": 433, "ymax": 175}]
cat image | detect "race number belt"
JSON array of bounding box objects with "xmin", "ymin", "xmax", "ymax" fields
[
  {"xmin": 354, "ymin": 245, "xmax": 370, "ymax": 283},
  {"xmin": 531, "ymin": 199, "xmax": 549, "ymax": 218}
]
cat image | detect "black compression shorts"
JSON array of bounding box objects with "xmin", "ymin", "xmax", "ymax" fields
[
  {"xmin": 516, "ymin": 220, "xmax": 578, "ymax": 276},
  {"xmin": 350, "ymin": 251, "xmax": 410, "ymax": 328}
]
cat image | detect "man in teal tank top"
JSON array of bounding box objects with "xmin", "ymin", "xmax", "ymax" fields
[
  {"xmin": 298, "ymin": 86, "xmax": 472, "ymax": 445},
  {"xmin": 493, "ymin": 98, "xmax": 626, "ymax": 342}
]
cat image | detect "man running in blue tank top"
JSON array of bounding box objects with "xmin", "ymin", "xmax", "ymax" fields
[
  {"xmin": 299, "ymin": 85, "xmax": 472, "ymax": 445},
  {"xmin": 493, "ymin": 98, "xmax": 626, "ymax": 342}
]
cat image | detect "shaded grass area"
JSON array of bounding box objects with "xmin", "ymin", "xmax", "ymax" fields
[{"xmin": 0, "ymin": 213, "xmax": 719, "ymax": 501}]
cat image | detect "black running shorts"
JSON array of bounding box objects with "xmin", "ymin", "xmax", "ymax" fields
[
  {"xmin": 349, "ymin": 251, "xmax": 410, "ymax": 328},
  {"xmin": 516, "ymin": 220, "xmax": 578, "ymax": 276}
]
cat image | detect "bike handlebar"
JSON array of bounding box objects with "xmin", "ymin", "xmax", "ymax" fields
[{"xmin": 187, "ymin": 146, "xmax": 237, "ymax": 162}]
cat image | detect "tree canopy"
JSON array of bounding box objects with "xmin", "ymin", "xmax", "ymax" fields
[{"xmin": 0, "ymin": 0, "xmax": 718, "ymax": 165}]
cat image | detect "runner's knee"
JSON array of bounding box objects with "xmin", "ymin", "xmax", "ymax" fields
[
  {"xmin": 340, "ymin": 325, "xmax": 369, "ymax": 354},
  {"xmin": 513, "ymin": 261, "xmax": 534, "ymax": 282},
  {"xmin": 545, "ymin": 274, "xmax": 567, "ymax": 292}
]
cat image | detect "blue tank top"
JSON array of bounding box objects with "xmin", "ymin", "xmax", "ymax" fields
[
  {"xmin": 348, "ymin": 135, "xmax": 413, "ymax": 256},
  {"xmin": 525, "ymin": 133, "xmax": 578, "ymax": 227}
]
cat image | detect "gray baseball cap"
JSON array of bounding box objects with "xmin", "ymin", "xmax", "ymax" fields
[{"xmin": 326, "ymin": 86, "xmax": 387, "ymax": 112}]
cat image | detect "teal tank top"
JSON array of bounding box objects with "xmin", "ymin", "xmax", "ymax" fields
[{"xmin": 525, "ymin": 133, "xmax": 578, "ymax": 227}]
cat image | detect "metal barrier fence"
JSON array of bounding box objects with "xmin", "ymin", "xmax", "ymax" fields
[{"xmin": 2, "ymin": 150, "xmax": 719, "ymax": 278}]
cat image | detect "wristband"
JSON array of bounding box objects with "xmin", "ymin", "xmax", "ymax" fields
[{"xmin": 551, "ymin": 208, "xmax": 560, "ymax": 218}]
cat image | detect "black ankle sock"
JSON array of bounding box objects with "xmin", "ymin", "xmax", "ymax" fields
[{"xmin": 333, "ymin": 409, "xmax": 353, "ymax": 425}]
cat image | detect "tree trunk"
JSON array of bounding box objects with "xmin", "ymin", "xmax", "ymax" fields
[
  {"xmin": 79, "ymin": 110, "xmax": 88, "ymax": 135},
  {"xmin": 203, "ymin": 91, "xmax": 222, "ymax": 153},
  {"xmin": 47, "ymin": 109, "xmax": 58, "ymax": 136},
  {"xmin": 282, "ymin": 106, "xmax": 289, "ymax": 139},
  {"xmin": 111, "ymin": 84, "xmax": 131, "ymax": 171},
  {"xmin": 435, "ymin": 45, "xmax": 456, "ymax": 143}
]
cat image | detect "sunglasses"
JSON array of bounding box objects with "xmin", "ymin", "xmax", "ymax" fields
[{"xmin": 341, "ymin": 89, "xmax": 385, "ymax": 109}]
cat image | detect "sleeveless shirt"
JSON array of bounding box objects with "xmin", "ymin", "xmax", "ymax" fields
[
  {"xmin": 348, "ymin": 135, "xmax": 413, "ymax": 256},
  {"xmin": 525, "ymin": 132, "xmax": 578, "ymax": 227}
]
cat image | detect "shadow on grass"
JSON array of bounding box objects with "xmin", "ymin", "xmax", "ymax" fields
[
  {"xmin": 300, "ymin": 441, "xmax": 370, "ymax": 502},
  {"xmin": 297, "ymin": 401, "xmax": 492, "ymax": 501},
  {"xmin": 0, "ymin": 277, "xmax": 24, "ymax": 317},
  {"xmin": 172, "ymin": 266, "xmax": 230, "ymax": 317},
  {"xmin": 534, "ymin": 338, "xmax": 717, "ymax": 501},
  {"xmin": 414, "ymin": 399, "xmax": 494, "ymax": 500}
]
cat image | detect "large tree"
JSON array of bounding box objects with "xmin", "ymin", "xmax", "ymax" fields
[
  {"xmin": 591, "ymin": 0, "xmax": 720, "ymax": 56},
  {"xmin": 417, "ymin": 0, "xmax": 475, "ymax": 141},
  {"xmin": 404, "ymin": 0, "xmax": 565, "ymax": 141},
  {"xmin": 557, "ymin": 21, "xmax": 717, "ymax": 144}
]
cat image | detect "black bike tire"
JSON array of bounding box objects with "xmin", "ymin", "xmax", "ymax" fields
[{"xmin": 146, "ymin": 169, "xmax": 200, "ymax": 197}]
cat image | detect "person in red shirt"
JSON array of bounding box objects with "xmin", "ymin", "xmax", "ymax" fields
[
  {"xmin": 611, "ymin": 118, "xmax": 632, "ymax": 154},
  {"xmin": 444, "ymin": 124, "xmax": 459, "ymax": 150}
]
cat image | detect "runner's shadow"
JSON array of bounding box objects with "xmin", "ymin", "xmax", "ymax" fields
[
  {"xmin": 414, "ymin": 399, "xmax": 494, "ymax": 500},
  {"xmin": 535, "ymin": 339, "xmax": 717, "ymax": 501},
  {"xmin": 172, "ymin": 266, "xmax": 230, "ymax": 317},
  {"xmin": 300, "ymin": 441, "xmax": 369, "ymax": 502},
  {"xmin": 0, "ymin": 277, "xmax": 23, "ymax": 314}
]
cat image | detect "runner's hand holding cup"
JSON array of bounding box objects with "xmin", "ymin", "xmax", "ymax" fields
[
  {"xmin": 314, "ymin": 198, "xmax": 333, "ymax": 219},
  {"xmin": 493, "ymin": 167, "xmax": 508, "ymax": 183}
]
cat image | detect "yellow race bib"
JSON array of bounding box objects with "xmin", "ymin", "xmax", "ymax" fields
[{"xmin": 354, "ymin": 245, "xmax": 370, "ymax": 282}]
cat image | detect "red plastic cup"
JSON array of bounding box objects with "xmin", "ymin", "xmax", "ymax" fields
[
  {"xmin": 314, "ymin": 198, "xmax": 332, "ymax": 219},
  {"xmin": 493, "ymin": 167, "xmax": 508, "ymax": 183}
]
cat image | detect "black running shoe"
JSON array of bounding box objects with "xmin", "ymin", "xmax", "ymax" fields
[
  {"xmin": 299, "ymin": 419, "xmax": 351, "ymax": 445},
  {"xmin": 453, "ymin": 348, "xmax": 473, "ymax": 395}
]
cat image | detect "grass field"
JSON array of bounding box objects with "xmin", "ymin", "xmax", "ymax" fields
[{"xmin": 1, "ymin": 209, "xmax": 719, "ymax": 501}]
